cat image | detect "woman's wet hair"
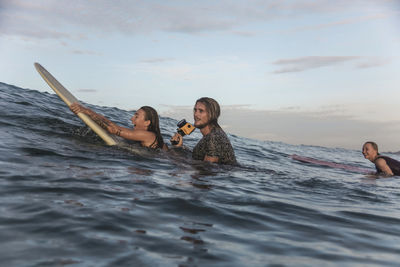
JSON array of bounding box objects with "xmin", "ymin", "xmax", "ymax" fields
[
  {"xmin": 364, "ymin": 141, "xmax": 379, "ymax": 153},
  {"xmin": 196, "ymin": 97, "xmax": 221, "ymax": 128},
  {"xmin": 140, "ymin": 106, "xmax": 165, "ymax": 149}
]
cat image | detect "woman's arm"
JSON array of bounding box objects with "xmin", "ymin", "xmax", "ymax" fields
[
  {"xmin": 375, "ymin": 158, "xmax": 394, "ymax": 176},
  {"xmin": 70, "ymin": 103, "xmax": 155, "ymax": 144},
  {"xmin": 70, "ymin": 103, "xmax": 120, "ymax": 134}
]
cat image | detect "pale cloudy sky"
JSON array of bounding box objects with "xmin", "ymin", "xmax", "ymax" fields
[{"xmin": 1, "ymin": 0, "xmax": 399, "ymax": 151}]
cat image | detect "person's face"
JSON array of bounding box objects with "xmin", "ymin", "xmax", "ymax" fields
[
  {"xmin": 131, "ymin": 109, "xmax": 150, "ymax": 129},
  {"xmin": 193, "ymin": 102, "xmax": 209, "ymax": 129},
  {"xmin": 362, "ymin": 143, "xmax": 378, "ymax": 161}
]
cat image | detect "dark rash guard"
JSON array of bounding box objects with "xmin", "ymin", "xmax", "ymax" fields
[{"xmin": 374, "ymin": 155, "xmax": 400, "ymax": 176}]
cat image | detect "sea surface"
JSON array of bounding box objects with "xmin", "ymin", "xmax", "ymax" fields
[{"xmin": 1, "ymin": 82, "xmax": 400, "ymax": 267}]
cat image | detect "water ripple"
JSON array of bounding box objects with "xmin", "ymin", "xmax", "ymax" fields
[{"xmin": 1, "ymin": 83, "xmax": 400, "ymax": 266}]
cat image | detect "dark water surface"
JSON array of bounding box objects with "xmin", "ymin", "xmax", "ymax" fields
[{"xmin": 1, "ymin": 82, "xmax": 400, "ymax": 266}]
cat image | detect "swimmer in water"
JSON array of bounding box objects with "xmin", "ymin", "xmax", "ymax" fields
[
  {"xmin": 70, "ymin": 103, "xmax": 167, "ymax": 150},
  {"xmin": 170, "ymin": 97, "xmax": 236, "ymax": 165},
  {"xmin": 362, "ymin": 141, "xmax": 400, "ymax": 176}
]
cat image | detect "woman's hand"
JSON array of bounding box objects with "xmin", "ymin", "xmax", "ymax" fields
[
  {"xmin": 70, "ymin": 103, "xmax": 87, "ymax": 115},
  {"xmin": 170, "ymin": 133, "xmax": 183, "ymax": 147},
  {"xmin": 108, "ymin": 124, "xmax": 120, "ymax": 136}
]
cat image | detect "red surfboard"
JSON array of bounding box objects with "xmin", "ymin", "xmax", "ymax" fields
[{"xmin": 290, "ymin": 154, "xmax": 372, "ymax": 174}]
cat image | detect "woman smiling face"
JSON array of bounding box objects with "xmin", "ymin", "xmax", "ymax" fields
[
  {"xmin": 131, "ymin": 109, "xmax": 150, "ymax": 130},
  {"xmin": 362, "ymin": 142, "xmax": 378, "ymax": 162}
]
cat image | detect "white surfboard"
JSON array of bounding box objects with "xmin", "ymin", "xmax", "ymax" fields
[{"xmin": 34, "ymin": 62, "xmax": 118, "ymax": 146}]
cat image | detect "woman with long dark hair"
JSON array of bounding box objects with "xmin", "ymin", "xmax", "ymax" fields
[{"xmin": 70, "ymin": 103, "xmax": 167, "ymax": 150}]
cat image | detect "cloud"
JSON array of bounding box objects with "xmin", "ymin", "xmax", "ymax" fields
[
  {"xmin": 223, "ymin": 107, "xmax": 400, "ymax": 151},
  {"xmin": 0, "ymin": 1, "xmax": 267, "ymax": 40},
  {"xmin": 124, "ymin": 56, "xmax": 250, "ymax": 82},
  {"xmin": 1, "ymin": 0, "xmax": 397, "ymax": 41},
  {"xmin": 272, "ymin": 56, "xmax": 360, "ymax": 73},
  {"xmin": 139, "ymin": 58, "xmax": 175, "ymax": 64},
  {"xmin": 271, "ymin": 56, "xmax": 392, "ymax": 73},
  {"xmin": 286, "ymin": 13, "xmax": 394, "ymax": 33},
  {"xmin": 159, "ymin": 104, "xmax": 194, "ymax": 121},
  {"xmin": 356, "ymin": 57, "xmax": 391, "ymax": 69},
  {"xmin": 160, "ymin": 104, "xmax": 400, "ymax": 151},
  {"xmin": 71, "ymin": 49, "xmax": 102, "ymax": 56},
  {"xmin": 0, "ymin": 2, "xmax": 88, "ymax": 40}
]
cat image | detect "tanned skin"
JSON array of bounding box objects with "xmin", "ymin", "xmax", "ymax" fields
[
  {"xmin": 70, "ymin": 103, "xmax": 158, "ymax": 148},
  {"xmin": 170, "ymin": 102, "xmax": 219, "ymax": 163}
]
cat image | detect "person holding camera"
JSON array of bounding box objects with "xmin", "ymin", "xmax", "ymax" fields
[{"xmin": 170, "ymin": 97, "xmax": 237, "ymax": 165}]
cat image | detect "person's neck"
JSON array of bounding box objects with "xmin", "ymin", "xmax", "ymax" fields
[
  {"xmin": 371, "ymin": 154, "xmax": 379, "ymax": 162},
  {"xmin": 200, "ymin": 124, "xmax": 213, "ymax": 136}
]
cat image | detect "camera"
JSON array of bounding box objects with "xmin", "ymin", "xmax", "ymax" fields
[
  {"xmin": 171, "ymin": 119, "xmax": 195, "ymax": 145},
  {"xmin": 176, "ymin": 119, "xmax": 195, "ymax": 136}
]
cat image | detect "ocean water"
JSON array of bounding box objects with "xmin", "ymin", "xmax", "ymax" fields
[{"xmin": 1, "ymin": 82, "xmax": 400, "ymax": 267}]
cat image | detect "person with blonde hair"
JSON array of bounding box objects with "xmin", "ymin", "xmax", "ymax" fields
[
  {"xmin": 362, "ymin": 141, "xmax": 400, "ymax": 176},
  {"xmin": 171, "ymin": 97, "xmax": 236, "ymax": 165}
]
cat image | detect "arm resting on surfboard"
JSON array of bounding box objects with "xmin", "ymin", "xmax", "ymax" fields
[
  {"xmin": 70, "ymin": 103, "xmax": 121, "ymax": 134},
  {"xmin": 375, "ymin": 158, "xmax": 394, "ymax": 176},
  {"xmin": 70, "ymin": 103, "xmax": 157, "ymax": 146}
]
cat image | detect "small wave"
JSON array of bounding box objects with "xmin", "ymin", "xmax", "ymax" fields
[{"xmin": 1, "ymin": 82, "xmax": 400, "ymax": 266}]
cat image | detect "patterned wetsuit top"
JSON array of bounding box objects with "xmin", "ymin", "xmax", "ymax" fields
[
  {"xmin": 192, "ymin": 127, "xmax": 237, "ymax": 165},
  {"xmin": 374, "ymin": 155, "xmax": 400, "ymax": 176}
]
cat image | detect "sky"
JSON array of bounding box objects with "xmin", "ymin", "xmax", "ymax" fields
[{"xmin": 1, "ymin": 0, "xmax": 400, "ymax": 151}]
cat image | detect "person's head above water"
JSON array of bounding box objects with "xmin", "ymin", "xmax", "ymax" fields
[
  {"xmin": 138, "ymin": 106, "xmax": 165, "ymax": 149},
  {"xmin": 362, "ymin": 141, "xmax": 379, "ymax": 162},
  {"xmin": 194, "ymin": 97, "xmax": 221, "ymax": 129},
  {"xmin": 170, "ymin": 96, "xmax": 236, "ymax": 164}
]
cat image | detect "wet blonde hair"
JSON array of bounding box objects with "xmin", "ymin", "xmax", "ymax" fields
[
  {"xmin": 363, "ymin": 141, "xmax": 379, "ymax": 153},
  {"xmin": 196, "ymin": 97, "xmax": 221, "ymax": 129}
]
